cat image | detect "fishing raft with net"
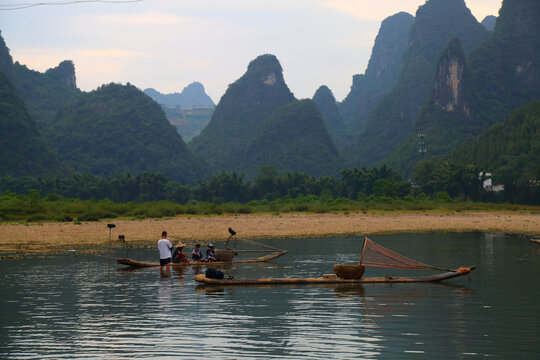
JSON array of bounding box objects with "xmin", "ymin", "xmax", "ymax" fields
[
  {"xmin": 117, "ymin": 228, "xmax": 287, "ymax": 268},
  {"xmin": 195, "ymin": 237, "xmax": 475, "ymax": 285}
]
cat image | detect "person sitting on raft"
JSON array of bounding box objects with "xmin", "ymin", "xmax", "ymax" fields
[
  {"xmin": 172, "ymin": 243, "xmax": 190, "ymax": 263},
  {"xmin": 204, "ymin": 243, "xmax": 217, "ymax": 262},
  {"xmin": 192, "ymin": 243, "xmax": 203, "ymax": 261}
]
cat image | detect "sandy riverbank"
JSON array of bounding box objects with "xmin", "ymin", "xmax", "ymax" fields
[{"xmin": 0, "ymin": 212, "xmax": 539, "ymax": 255}]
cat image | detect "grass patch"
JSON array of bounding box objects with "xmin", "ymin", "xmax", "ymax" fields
[{"xmin": 0, "ymin": 193, "xmax": 538, "ymax": 223}]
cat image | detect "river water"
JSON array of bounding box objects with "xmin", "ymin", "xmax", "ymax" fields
[{"xmin": 1, "ymin": 232, "xmax": 539, "ymax": 359}]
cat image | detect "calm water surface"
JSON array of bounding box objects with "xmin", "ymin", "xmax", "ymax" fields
[{"xmin": 1, "ymin": 232, "xmax": 539, "ymax": 359}]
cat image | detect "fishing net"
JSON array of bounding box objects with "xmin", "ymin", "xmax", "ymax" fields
[{"xmin": 360, "ymin": 238, "xmax": 449, "ymax": 271}]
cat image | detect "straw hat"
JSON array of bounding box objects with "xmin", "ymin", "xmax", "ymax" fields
[{"xmin": 177, "ymin": 243, "xmax": 187, "ymax": 248}]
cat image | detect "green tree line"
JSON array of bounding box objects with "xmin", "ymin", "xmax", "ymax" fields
[
  {"xmin": 1, "ymin": 164, "xmax": 538, "ymax": 223},
  {"xmin": 2, "ymin": 162, "xmax": 536, "ymax": 205}
]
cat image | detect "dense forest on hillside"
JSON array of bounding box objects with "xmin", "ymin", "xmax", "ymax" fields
[
  {"xmin": 0, "ymin": 71, "xmax": 59, "ymax": 176},
  {"xmin": 0, "ymin": 32, "xmax": 79, "ymax": 129},
  {"xmin": 465, "ymin": 0, "xmax": 540, "ymax": 131},
  {"xmin": 188, "ymin": 54, "xmax": 296, "ymax": 171},
  {"xmin": 242, "ymin": 100, "xmax": 343, "ymax": 177},
  {"xmin": 382, "ymin": 0, "xmax": 540, "ymax": 176},
  {"xmin": 42, "ymin": 83, "xmax": 207, "ymax": 183},
  {"xmin": 347, "ymin": 0, "xmax": 489, "ymax": 168},
  {"xmin": 1, "ymin": 0, "xmax": 538, "ymax": 208},
  {"xmin": 451, "ymin": 100, "xmax": 540, "ymax": 204},
  {"xmin": 312, "ymin": 85, "xmax": 347, "ymax": 148},
  {"xmin": 384, "ymin": 38, "xmax": 476, "ymax": 174},
  {"xmin": 10, "ymin": 61, "xmax": 79, "ymax": 128}
]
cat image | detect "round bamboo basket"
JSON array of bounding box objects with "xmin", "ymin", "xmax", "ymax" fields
[
  {"xmin": 215, "ymin": 249, "xmax": 236, "ymax": 262},
  {"xmin": 333, "ymin": 264, "xmax": 365, "ymax": 279}
]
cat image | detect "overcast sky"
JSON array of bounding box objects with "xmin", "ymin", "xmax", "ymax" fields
[{"xmin": 0, "ymin": 0, "xmax": 502, "ymax": 103}]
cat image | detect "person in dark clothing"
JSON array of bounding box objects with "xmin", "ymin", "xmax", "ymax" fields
[
  {"xmin": 172, "ymin": 243, "xmax": 190, "ymax": 263},
  {"xmin": 204, "ymin": 243, "xmax": 217, "ymax": 262}
]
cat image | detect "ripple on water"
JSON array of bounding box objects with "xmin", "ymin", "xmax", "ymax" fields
[{"xmin": 1, "ymin": 233, "xmax": 540, "ymax": 359}]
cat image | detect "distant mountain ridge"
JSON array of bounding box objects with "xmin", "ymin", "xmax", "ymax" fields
[
  {"xmin": 0, "ymin": 31, "xmax": 206, "ymax": 182},
  {"xmin": 0, "ymin": 70, "xmax": 59, "ymax": 176},
  {"xmin": 243, "ymin": 99, "xmax": 342, "ymax": 177},
  {"xmin": 189, "ymin": 54, "xmax": 296, "ymax": 171},
  {"xmin": 312, "ymin": 85, "xmax": 347, "ymax": 147},
  {"xmin": 3, "ymin": 0, "xmax": 537, "ymax": 186},
  {"xmin": 0, "ymin": 32, "xmax": 79, "ymax": 129},
  {"xmin": 384, "ymin": 38, "xmax": 476, "ymax": 173},
  {"xmin": 144, "ymin": 82, "xmax": 215, "ymax": 142},
  {"xmin": 383, "ymin": 0, "xmax": 540, "ymax": 175},
  {"xmin": 144, "ymin": 82, "xmax": 214, "ymax": 107},
  {"xmin": 467, "ymin": 0, "xmax": 540, "ymax": 128},
  {"xmin": 44, "ymin": 83, "xmax": 206, "ymax": 183},
  {"xmin": 189, "ymin": 54, "xmax": 342, "ymax": 176},
  {"xmin": 346, "ymin": 0, "xmax": 490, "ymax": 169},
  {"xmin": 481, "ymin": 15, "xmax": 497, "ymax": 31},
  {"xmin": 339, "ymin": 12, "xmax": 414, "ymax": 138}
]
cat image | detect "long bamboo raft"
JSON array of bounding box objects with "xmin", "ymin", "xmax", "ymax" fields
[
  {"xmin": 194, "ymin": 266, "xmax": 476, "ymax": 285},
  {"xmin": 116, "ymin": 250, "xmax": 287, "ymax": 268}
]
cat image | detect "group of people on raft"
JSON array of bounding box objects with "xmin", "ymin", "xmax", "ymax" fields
[
  {"xmin": 172, "ymin": 242, "xmax": 216, "ymax": 263},
  {"xmin": 158, "ymin": 231, "xmax": 218, "ymax": 273}
]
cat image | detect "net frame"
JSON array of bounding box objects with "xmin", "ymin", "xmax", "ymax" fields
[{"xmin": 359, "ymin": 238, "xmax": 451, "ymax": 272}]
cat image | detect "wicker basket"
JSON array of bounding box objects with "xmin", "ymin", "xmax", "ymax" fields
[
  {"xmin": 333, "ymin": 264, "xmax": 365, "ymax": 279},
  {"xmin": 215, "ymin": 249, "xmax": 236, "ymax": 262}
]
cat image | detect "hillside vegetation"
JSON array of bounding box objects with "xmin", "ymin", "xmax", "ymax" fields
[
  {"xmin": 451, "ymin": 100, "xmax": 540, "ymax": 204},
  {"xmin": 347, "ymin": 0, "xmax": 489, "ymax": 168},
  {"xmin": 43, "ymin": 83, "xmax": 206, "ymax": 183},
  {"xmin": 0, "ymin": 70, "xmax": 59, "ymax": 176}
]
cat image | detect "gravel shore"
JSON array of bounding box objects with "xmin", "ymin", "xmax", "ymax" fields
[{"xmin": 1, "ymin": 212, "xmax": 539, "ymax": 255}]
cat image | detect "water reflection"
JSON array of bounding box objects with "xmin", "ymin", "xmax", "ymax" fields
[{"xmin": 1, "ymin": 232, "xmax": 539, "ymax": 359}]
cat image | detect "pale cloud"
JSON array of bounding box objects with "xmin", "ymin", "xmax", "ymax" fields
[
  {"xmin": 467, "ymin": 0, "xmax": 503, "ymax": 20},
  {"xmin": 74, "ymin": 48, "xmax": 141, "ymax": 58},
  {"xmin": 322, "ymin": 0, "xmax": 422, "ymax": 21},
  {"xmin": 1, "ymin": 0, "xmax": 503, "ymax": 101},
  {"xmin": 334, "ymin": 29, "xmax": 379, "ymax": 49},
  {"xmin": 11, "ymin": 47, "xmax": 144, "ymax": 90},
  {"xmin": 322, "ymin": 0, "xmax": 501, "ymax": 21},
  {"xmin": 94, "ymin": 12, "xmax": 187, "ymax": 26}
]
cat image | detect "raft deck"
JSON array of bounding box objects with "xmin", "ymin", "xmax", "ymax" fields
[
  {"xmin": 194, "ymin": 266, "xmax": 476, "ymax": 285},
  {"xmin": 116, "ymin": 250, "xmax": 287, "ymax": 268}
]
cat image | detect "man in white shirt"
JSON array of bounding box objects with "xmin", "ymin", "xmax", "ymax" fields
[{"xmin": 158, "ymin": 231, "xmax": 173, "ymax": 275}]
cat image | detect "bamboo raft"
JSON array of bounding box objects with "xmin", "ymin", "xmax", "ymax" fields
[
  {"xmin": 194, "ymin": 266, "xmax": 476, "ymax": 286},
  {"xmin": 116, "ymin": 250, "xmax": 287, "ymax": 268},
  {"xmin": 195, "ymin": 236, "xmax": 477, "ymax": 286}
]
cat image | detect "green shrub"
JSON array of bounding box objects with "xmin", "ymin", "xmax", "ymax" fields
[
  {"xmin": 237, "ymin": 207, "xmax": 252, "ymax": 214},
  {"xmin": 54, "ymin": 214, "xmax": 73, "ymax": 222},
  {"xmin": 27, "ymin": 213, "xmax": 51, "ymax": 222},
  {"xmin": 434, "ymin": 191, "xmax": 453, "ymax": 203},
  {"xmin": 77, "ymin": 211, "xmax": 100, "ymax": 222}
]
